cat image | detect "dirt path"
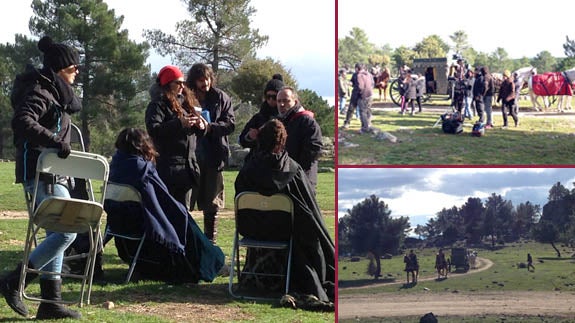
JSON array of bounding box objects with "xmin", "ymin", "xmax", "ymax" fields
[
  {"xmin": 340, "ymin": 257, "xmax": 494, "ymax": 290},
  {"xmin": 339, "ymin": 257, "xmax": 575, "ymax": 319},
  {"xmin": 338, "ymin": 291, "xmax": 575, "ymax": 319}
]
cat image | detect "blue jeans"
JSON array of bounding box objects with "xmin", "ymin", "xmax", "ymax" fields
[
  {"xmin": 25, "ymin": 179, "xmax": 77, "ymax": 279},
  {"xmin": 339, "ymin": 96, "xmax": 347, "ymax": 114}
]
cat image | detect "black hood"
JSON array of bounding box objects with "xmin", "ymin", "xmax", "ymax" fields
[{"xmin": 240, "ymin": 151, "xmax": 297, "ymax": 195}]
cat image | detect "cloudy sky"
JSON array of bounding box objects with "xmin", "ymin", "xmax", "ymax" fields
[
  {"xmin": 338, "ymin": 168, "xmax": 575, "ymax": 229},
  {"xmin": 0, "ymin": 0, "xmax": 335, "ymax": 101},
  {"xmin": 338, "ymin": 0, "xmax": 573, "ymax": 59}
]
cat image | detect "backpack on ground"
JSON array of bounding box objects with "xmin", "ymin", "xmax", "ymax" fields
[
  {"xmin": 471, "ymin": 122, "xmax": 485, "ymax": 137},
  {"xmin": 420, "ymin": 312, "xmax": 438, "ymax": 323},
  {"xmin": 441, "ymin": 112, "xmax": 463, "ymax": 134}
]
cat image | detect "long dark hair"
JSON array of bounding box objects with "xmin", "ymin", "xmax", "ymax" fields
[{"xmin": 115, "ymin": 128, "xmax": 158, "ymax": 163}]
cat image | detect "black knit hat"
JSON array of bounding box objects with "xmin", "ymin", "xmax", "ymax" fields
[
  {"xmin": 38, "ymin": 36, "xmax": 79, "ymax": 72},
  {"xmin": 264, "ymin": 75, "xmax": 284, "ymax": 94}
]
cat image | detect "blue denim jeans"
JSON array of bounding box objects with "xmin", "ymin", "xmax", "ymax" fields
[{"xmin": 25, "ymin": 179, "xmax": 77, "ymax": 279}]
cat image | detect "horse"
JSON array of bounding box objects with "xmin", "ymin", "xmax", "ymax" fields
[
  {"xmin": 435, "ymin": 250, "xmax": 448, "ymax": 279},
  {"xmin": 528, "ymin": 67, "xmax": 575, "ymax": 112},
  {"xmin": 468, "ymin": 250, "xmax": 477, "ymax": 269},
  {"xmin": 374, "ymin": 67, "xmax": 391, "ymax": 102}
]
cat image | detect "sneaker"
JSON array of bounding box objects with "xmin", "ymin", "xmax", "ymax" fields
[
  {"xmin": 502, "ymin": 125, "xmax": 508, "ymax": 129},
  {"xmin": 485, "ymin": 124, "xmax": 493, "ymax": 129}
]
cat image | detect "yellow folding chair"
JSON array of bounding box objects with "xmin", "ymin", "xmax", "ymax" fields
[
  {"xmin": 229, "ymin": 192, "xmax": 294, "ymax": 300},
  {"xmin": 19, "ymin": 149, "xmax": 109, "ymax": 307}
]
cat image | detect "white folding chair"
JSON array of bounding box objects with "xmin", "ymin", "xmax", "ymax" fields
[
  {"xmin": 19, "ymin": 149, "xmax": 109, "ymax": 307},
  {"xmin": 103, "ymin": 182, "xmax": 147, "ymax": 283},
  {"xmin": 229, "ymin": 192, "xmax": 294, "ymax": 300}
]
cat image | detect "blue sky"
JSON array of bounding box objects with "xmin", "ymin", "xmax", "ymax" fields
[{"xmin": 338, "ymin": 168, "xmax": 575, "ymax": 230}]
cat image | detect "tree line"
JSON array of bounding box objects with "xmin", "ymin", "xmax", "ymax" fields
[
  {"xmin": 0, "ymin": 0, "xmax": 332, "ymax": 160},
  {"xmin": 338, "ymin": 27, "xmax": 575, "ymax": 75},
  {"xmin": 339, "ymin": 181, "xmax": 575, "ymax": 264}
]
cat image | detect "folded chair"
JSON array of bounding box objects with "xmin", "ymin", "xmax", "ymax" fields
[
  {"xmin": 229, "ymin": 192, "xmax": 294, "ymax": 300},
  {"xmin": 19, "ymin": 149, "xmax": 109, "ymax": 307},
  {"xmin": 103, "ymin": 182, "xmax": 147, "ymax": 283}
]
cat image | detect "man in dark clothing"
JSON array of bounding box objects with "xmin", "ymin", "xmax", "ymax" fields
[
  {"xmin": 186, "ymin": 63, "xmax": 235, "ymax": 243},
  {"xmin": 482, "ymin": 66, "xmax": 495, "ymax": 128},
  {"xmin": 473, "ymin": 67, "xmax": 486, "ymax": 124},
  {"xmin": 238, "ymin": 74, "xmax": 284, "ymax": 160},
  {"xmin": 276, "ymin": 87, "xmax": 323, "ymax": 193},
  {"xmin": 341, "ymin": 63, "xmax": 361, "ymax": 129},
  {"xmin": 235, "ymin": 119, "xmax": 334, "ymax": 306}
]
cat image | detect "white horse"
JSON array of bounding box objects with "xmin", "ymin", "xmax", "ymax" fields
[
  {"xmin": 528, "ymin": 67, "xmax": 575, "ymax": 112},
  {"xmin": 468, "ymin": 250, "xmax": 477, "ymax": 269}
]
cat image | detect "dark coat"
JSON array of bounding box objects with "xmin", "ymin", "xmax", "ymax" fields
[
  {"xmin": 106, "ymin": 150, "xmax": 225, "ymax": 283},
  {"xmin": 473, "ymin": 74, "xmax": 486, "ymax": 98},
  {"xmin": 403, "ymin": 78, "xmax": 417, "ymax": 99},
  {"xmin": 11, "ymin": 65, "xmax": 80, "ymax": 183},
  {"xmin": 238, "ymin": 100, "xmax": 278, "ymax": 159},
  {"xmin": 145, "ymin": 84, "xmax": 205, "ymax": 196},
  {"xmin": 280, "ymin": 104, "xmax": 323, "ymax": 189},
  {"xmin": 497, "ymin": 79, "xmax": 515, "ymax": 103},
  {"xmin": 234, "ymin": 150, "xmax": 335, "ymax": 302},
  {"xmin": 196, "ymin": 87, "xmax": 235, "ymax": 171}
]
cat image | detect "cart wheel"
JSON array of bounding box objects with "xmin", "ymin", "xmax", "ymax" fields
[{"xmin": 389, "ymin": 79, "xmax": 402, "ymax": 107}]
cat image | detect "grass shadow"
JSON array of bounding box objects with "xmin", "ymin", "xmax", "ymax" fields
[{"xmin": 338, "ymin": 277, "xmax": 396, "ymax": 288}]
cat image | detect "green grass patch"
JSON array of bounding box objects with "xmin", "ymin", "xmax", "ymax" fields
[
  {"xmin": 338, "ymin": 101, "xmax": 575, "ymax": 165},
  {"xmin": 338, "ymin": 241, "xmax": 575, "ymax": 295}
]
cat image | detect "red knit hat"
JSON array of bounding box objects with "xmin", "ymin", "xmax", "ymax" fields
[{"xmin": 158, "ymin": 65, "xmax": 184, "ymax": 86}]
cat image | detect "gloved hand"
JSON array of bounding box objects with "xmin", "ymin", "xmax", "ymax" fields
[{"xmin": 55, "ymin": 141, "xmax": 71, "ymax": 159}]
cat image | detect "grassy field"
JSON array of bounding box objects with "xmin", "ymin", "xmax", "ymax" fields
[
  {"xmin": 339, "ymin": 242, "xmax": 575, "ymax": 294},
  {"xmin": 0, "ymin": 161, "xmax": 335, "ymax": 322},
  {"xmin": 338, "ymin": 96, "xmax": 575, "ymax": 165}
]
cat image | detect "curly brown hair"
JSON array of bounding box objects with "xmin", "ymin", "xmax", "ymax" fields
[
  {"xmin": 115, "ymin": 128, "xmax": 158, "ymax": 163},
  {"xmin": 162, "ymin": 85, "xmax": 201, "ymax": 118},
  {"xmin": 257, "ymin": 119, "xmax": 287, "ymax": 154}
]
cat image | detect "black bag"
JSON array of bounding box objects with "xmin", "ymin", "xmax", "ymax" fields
[
  {"xmin": 441, "ymin": 112, "xmax": 463, "ymax": 134},
  {"xmin": 420, "ymin": 312, "xmax": 438, "ymax": 323}
]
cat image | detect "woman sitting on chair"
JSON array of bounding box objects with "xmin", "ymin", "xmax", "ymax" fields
[
  {"xmin": 105, "ymin": 128, "xmax": 225, "ymax": 283},
  {"xmin": 234, "ymin": 119, "xmax": 335, "ymax": 307}
]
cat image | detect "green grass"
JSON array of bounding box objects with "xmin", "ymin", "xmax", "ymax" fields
[
  {"xmin": 338, "ymin": 241, "xmax": 575, "ymax": 295},
  {"xmin": 338, "ymin": 98, "xmax": 575, "ymax": 165},
  {"xmin": 0, "ymin": 161, "xmax": 335, "ymax": 322}
]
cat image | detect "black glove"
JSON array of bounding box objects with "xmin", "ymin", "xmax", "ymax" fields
[{"xmin": 56, "ymin": 141, "xmax": 71, "ymax": 159}]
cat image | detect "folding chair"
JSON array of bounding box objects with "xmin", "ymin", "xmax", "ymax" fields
[
  {"xmin": 19, "ymin": 149, "xmax": 109, "ymax": 307},
  {"xmin": 103, "ymin": 182, "xmax": 147, "ymax": 283},
  {"xmin": 229, "ymin": 192, "xmax": 294, "ymax": 300}
]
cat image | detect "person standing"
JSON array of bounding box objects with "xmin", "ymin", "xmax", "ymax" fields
[
  {"xmin": 527, "ymin": 253, "xmax": 535, "ymax": 271},
  {"xmin": 482, "ymin": 66, "xmax": 495, "ymax": 128},
  {"xmin": 473, "ymin": 67, "xmax": 486, "ymax": 124},
  {"xmin": 145, "ymin": 65, "xmax": 207, "ymax": 206},
  {"xmin": 402, "ymin": 73, "xmax": 417, "ymax": 116},
  {"xmin": 341, "ymin": 63, "xmax": 361, "ymax": 129},
  {"xmin": 356, "ymin": 63, "xmax": 374, "ymax": 132},
  {"xmin": 409, "ymin": 249, "xmax": 419, "ymax": 282},
  {"xmin": 338, "ymin": 69, "xmax": 349, "ymax": 115},
  {"xmin": 2, "ymin": 36, "xmax": 82, "ymax": 320},
  {"xmin": 238, "ymin": 74, "xmax": 284, "ymax": 160},
  {"xmin": 277, "ymin": 87, "xmax": 323, "ymax": 193},
  {"xmin": 186, "ymin": 63, "xmax": 235, "ymax": 243},
  {"xmin": 415, "ymin": 73, "xmax": 426, "ymax": 114},
  {"xmin": 497, "ymin": 70, "xmax": 518, "ymax": 128}
]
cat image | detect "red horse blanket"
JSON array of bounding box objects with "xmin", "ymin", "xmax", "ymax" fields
[{"xmin": 532, "ymin": 72, "xmax": 573, "ymax": 96}]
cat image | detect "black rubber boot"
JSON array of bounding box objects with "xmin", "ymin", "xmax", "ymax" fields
[
  {"xmin": 36, "ymin": 279, "xmax": 81, "ymax": 320},
  {"xmin": 203, "ymin": 212, "xmax": 218, "ymax": 243},
  {"xmin": 0, "ymin": 262, "xmax": 37, "ymax": 317}
]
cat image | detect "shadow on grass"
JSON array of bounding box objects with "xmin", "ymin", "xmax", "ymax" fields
[{"xmin": 537, "ymin": 257, "xmax": 575, "ymax": 261}]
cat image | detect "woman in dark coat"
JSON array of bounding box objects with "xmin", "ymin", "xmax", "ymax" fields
[
  {"xmin": 105, "ymin": 128, "xmax": 225, "ymax": 283},
  {"xmin": 234, "ymin": 119, "xmax": 335, "ymax": 306},
  {"xmin": 145, "ymin": 65, "xmax": 207, "ymax": 207}
]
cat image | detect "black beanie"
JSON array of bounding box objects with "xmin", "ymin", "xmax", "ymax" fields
[
  {"xmin": 38, "ymin": 36, "xmax": 79, "ymax": 72},
  {"xmin": 264, "ymin": 77, "xmax": 284, "ymax": 94}
]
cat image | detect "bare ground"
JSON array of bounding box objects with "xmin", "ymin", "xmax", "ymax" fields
[{"xmin": 338, "ymin": 257, "xmax": 575, "ymax": 319}]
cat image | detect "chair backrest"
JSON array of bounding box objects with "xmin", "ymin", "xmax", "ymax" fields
[
  {"xmin": 36, "ymin": 149, "xmax": 109, "ymax": 183},
  {"xmin": 235, "ymin": 192, "xmax": 293, "ymax": 241},
  {"xmin": 105, "ymin": 182, "xmax": 141, "ymax": 203},
  {"xmin": 34, "ymin": 197, "xmax": 103, "ymax": 233},
  {"xmin": 70, "ymin": 123, "xmax": 85, "ymax": 152}
]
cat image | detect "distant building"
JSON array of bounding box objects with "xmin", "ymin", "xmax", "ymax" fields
[{"xmin": 412, "ymin": 57, "xmax": 449, "ymax": 94}]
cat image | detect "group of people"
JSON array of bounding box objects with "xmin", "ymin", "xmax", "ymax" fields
[
  {"xmin": 451, "ymin": 60, "xmax": 521, "ymax": 129},
  {"xmin": 1, "ymin": 36, "xmax": 333, "ymax": 320}
]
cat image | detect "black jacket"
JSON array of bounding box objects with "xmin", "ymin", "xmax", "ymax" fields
[
  {"xmin": 196, "ymin": 87, "xmax": 235, "ymax": 170},
  {"xmin": 12, "ymin": 65, "xmax": 80, "ymax": 183},
  {"xmin": 145, "ymin": 84, "xmax": 206, "ymax": 192},
  {"xmin": 238, "ymin": 100, "xmax": 278, "ymax": 158},
  {"xmin": 280, "ymin": 104, "xmax": 323, "ymax": 189},
  {"xmin": 234, "ymin": 150, "xmax": 335, "ymax": 302}
]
